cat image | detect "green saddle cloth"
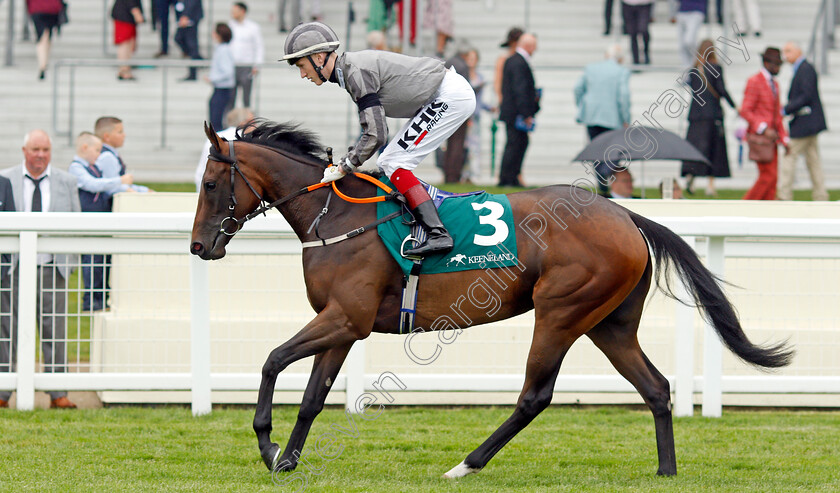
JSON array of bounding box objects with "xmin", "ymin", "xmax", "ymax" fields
[{"xmin": 376, "ymin": 179, "xmax": 519, "ymax": 276}]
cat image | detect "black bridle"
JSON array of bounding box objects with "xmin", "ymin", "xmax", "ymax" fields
[
  {"xmin": 210, "ymin": 139, "xmax": 332, "ymax": 236},
  {"xmin": 211, "ymin": 139, "xmax": 267, "ymax": 236}
]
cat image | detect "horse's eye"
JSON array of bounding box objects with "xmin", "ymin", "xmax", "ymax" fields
[{"xmin": 204, "ymin": 181, "xmax": 216, "ymax": 191}]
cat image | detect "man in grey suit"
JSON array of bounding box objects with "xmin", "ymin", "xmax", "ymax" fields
[{"xmin": 0, "ymin": 129, "xmax": 81, "ymax": 409}]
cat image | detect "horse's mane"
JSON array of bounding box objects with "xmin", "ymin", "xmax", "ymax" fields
[
  {"xmin": 234, "ymin": 118, "xmax": 385, "ymax": 179},
  {"xmin": 235, "ymin": 118, "xmax": 328, "ymax": 165}
]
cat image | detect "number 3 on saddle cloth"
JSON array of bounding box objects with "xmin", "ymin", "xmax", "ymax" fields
[{"xmin": 375, "ymin": 178, "xmax": 519, "ymax": 334}]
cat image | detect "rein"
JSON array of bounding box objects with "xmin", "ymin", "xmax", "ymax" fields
[{"xmin": 214, "ymin": 140, "xmax": 403, "ymax": 238}]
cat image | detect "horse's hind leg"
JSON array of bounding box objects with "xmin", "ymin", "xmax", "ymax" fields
[
  {"xmin": 586, "ymin": 262, "xmax": 677, "ymax": 476},
  {"xmin": 271, "ymin": 342, "xmax": 353, "ymax": 472},
  {"xmin": 443, "ymin": 319, "xmax": 579, "ymax": 478}
]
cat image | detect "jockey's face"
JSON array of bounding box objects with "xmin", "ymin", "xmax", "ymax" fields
[{"xmin": 295, "ymin": 54, "xmax": 326, "ymax": 86}]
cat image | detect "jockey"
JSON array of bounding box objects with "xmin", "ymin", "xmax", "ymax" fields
[{"xmin": 281, "ymin": 22, "xmax": 476, "ymax": 257}]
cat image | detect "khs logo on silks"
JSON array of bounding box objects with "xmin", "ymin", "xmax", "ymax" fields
[{"xmin": 397, "ymin": 100, "xmax": 449, "ymax": 151}]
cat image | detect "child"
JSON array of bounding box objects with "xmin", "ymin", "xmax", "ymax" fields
[
  {"xmin": 68, "ymin": 132, "xmax": 132, "ymax": 311},
  {"xmin": 94, "ymin": 116, "xmax": 149, "ymax": 194},
  {"xmin": 206, "ymin": 23, "xmax": 235, "ymax": 130}
]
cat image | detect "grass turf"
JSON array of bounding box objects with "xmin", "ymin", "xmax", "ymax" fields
[{"xmin": 1, "ymin": 406, "xmax": 838, "ymax": 492}]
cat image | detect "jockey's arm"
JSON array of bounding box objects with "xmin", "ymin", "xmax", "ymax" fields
[{"xmin": 341, "ymin": 94, "xmax": 388, "ymax": 172}]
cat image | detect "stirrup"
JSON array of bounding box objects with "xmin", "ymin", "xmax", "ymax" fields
[{"xmin": 400, "ymin": 235, "xmax": 424, "ymax": 261}]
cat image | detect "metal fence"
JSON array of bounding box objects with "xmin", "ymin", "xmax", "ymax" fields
[{"xmin": 1, "ymin": 211, "xmax": 839, "ymax": 417}]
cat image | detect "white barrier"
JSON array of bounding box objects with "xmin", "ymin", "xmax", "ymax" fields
[{"xmin": 1, "ymin": 209, "xmax": 840, "ymax": 416}]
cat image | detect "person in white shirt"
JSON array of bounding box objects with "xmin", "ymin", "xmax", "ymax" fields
[{"xmin": 228, "ymin": 2, "xmax": 264, "ymax": 110}]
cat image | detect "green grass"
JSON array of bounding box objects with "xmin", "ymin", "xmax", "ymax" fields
[
  {"xmin": 1, "ymin": 406, "xmax": 838, "ymax": 491},
  {"xmin": 143, "ymin": 182, "xmax": 840, "ymax": 200}
]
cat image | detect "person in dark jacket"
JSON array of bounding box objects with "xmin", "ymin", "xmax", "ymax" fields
[
  {"xmin": 442, "ymin": 41, "xmax": 472, "ymax": 184},
  {"xmin": 498, "ymin": 33, "xmax": 540, "ymax": 187},
  {"xmin": 0, "ymin": 175, "xmax": 14, "ymax": 282},
  {"xmin": 174, "ymin": 0, "xmax": 204, "ymax": 80},
  {"xmin": 778, "ymin": 42, "xmax": 829, "ymax": 201},
  {"xmin": 680, "ymin": 39, "xmax": 737, "ymax": 196}
]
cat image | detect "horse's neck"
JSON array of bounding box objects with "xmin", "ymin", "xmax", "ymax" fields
[{"xmin": 277, "ymin": 176, "xmax": 375, "ymax": 242}]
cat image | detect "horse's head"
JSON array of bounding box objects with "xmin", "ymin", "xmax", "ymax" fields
[{"xmin": 190, "ymin": 122, "xmax": 265, "ymax": 260}]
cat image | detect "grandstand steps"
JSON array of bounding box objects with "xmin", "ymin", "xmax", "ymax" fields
[{"xmin": 1, "ymin": 0, "xmax": 837, "ymax": 191}]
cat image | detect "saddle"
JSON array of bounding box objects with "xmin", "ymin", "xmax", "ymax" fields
[{"xmin": 373, "ymin": 179, "xmax": 519, "ymax": 334}]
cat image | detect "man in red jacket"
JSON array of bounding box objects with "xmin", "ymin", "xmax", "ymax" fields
[{"xmin": 739, "ymin": 47, "xmax": 788, "ymax": 200}]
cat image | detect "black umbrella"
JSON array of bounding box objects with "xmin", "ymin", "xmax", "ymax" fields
[{"xmin": 572, "ymin": 126, "xmax": 709, "ymax": 197}]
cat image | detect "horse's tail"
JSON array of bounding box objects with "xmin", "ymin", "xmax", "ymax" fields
[{"xmin": 627, "ymin": 211, "xmax": 793, "ymax": 369}]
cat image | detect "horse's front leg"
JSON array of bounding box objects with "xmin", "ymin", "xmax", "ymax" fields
[
  {"xmin": 272, "ymin": 342, "xmax": 353, "ymax": 472},
  {"xmin": 253, "ymin": 306, "xmax": 367, "ymax": 471}
]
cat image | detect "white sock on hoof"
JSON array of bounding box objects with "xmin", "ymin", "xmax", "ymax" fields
[{"xmin": 443, "ymin": 461, "xmax": 479, "ymax": 479}]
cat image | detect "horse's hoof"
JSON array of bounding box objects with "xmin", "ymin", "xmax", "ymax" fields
[
  {"xmin": 260, "ymin": 443, "xmax": 282, "ymax": 471},
  {"xmin": 443, "ymin": 461, "xmax": 480, "ymax": 479},
  {"xmin": 656, "ymin": 467, "xmax": 677, "ymax": 476}
]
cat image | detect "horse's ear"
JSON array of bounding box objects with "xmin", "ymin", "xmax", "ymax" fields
[{"xmin": 204, "ymin": 121, "xmax": 222, "ymax": 153}]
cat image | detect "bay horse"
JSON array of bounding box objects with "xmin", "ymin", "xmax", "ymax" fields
[{"xmin": 190, "ymin": 120, "xmax": 791, "ymax": 479}]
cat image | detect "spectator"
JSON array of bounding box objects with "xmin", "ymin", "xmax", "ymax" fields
[
  {"xmin": 442, "ymin": 40, "xmax": 472, "ymax": 184},
  {"xmin": 396, "ymin": 0, "xmax": 418, "ymax": 48},
  {"xmin": 279, "ymin": 0, "xmax": 302, "ymax": 32},
  {"xmin": 658, "ymin": 178, "xmax": 684, "ymax": 199},
  {"xmin": 281, "ymin": 22, "xmax": 475, "ymax": 256},
  {"xmin": 0, "ymin": 129, "xmax": 81, "ymax": 409},
  {"xmin": 464, "ymin": 48, "xmax": 493, "ymax": 183},
  {"xmin": 175, "ymin": 0, "xmax": 204, "ymax": 81},
  {"xmin": 732, "ymin": 0, "xmax": 761, "ymax": 37},
  {"xmin": 676, "ymin": 0, "xmax": 706, "ymax": 68},
  {"xmin": 498, "ymin": 33, "xmax": 540, "ymax": 187},
  {"xmin": 68, "ymin": 133, "xmax": 130, "ymax": 312},
  {"xmin": 91, "ymin": 117, "xmax": 148, "ymax": 311},
  {"xmin": 605, "ymin": 167, "xmax": 636, "ymax": 198},
  {"xmin": 94, "ymin": 116, "xmax": 148, "ymax": 195},
  {"xmin": 574, "ymin": 44, "xmax": 631, "ymax": 142},
  {"xmin": 604, "ymin": 0, "xmax": 617, "ymax": 35},
  {"xmin": 366, "ymin": 0, "xmax": 394, "ymax": 35},
  {"xmin": 153, "ymin": 0, "xmax": 176, "ymax": 57},
  {"xmin": 574, "ymin": 44, "xmax": 631, "ymax": 195},
  {"xmin": 206, "ymin": 23, "xmax": 236, "ymax": 131},
  {"xmin": 112, "ymin": 0, "xmax": 145, "ymax": 81},
  {"xmin": 27, "ymin": 0, "xmax": 64, "ymax": 80},
  {"xmin": 424, "ymin": 0, "xmax": 453, "ymax": 58},
  {"xmin": 494, "ymin": 27, "xmax": 522, "ymax": 106},
  {"xmin": 0, "ymin": 174, "xmax": 13, "ymax": 409},
  {"xmin": 0, "ymin": 175, "xmax": 13, "ymax": 284},
  {"xmin": 779, "ymin": 42, "xmax": 829, "ymax": 201},
  {"xmin": 740, "ymin": 47, "xmax": 787, "ymax": 200},
  {"xmin": 228, "ymin": 2, "xmax": 264, "ymax": 111},
  {"xmin": 366, "ymin": 30, "xmax": 388, "ymax": 51},
  {"xmin": 621, "ymin": 0, "xmax": 653, "ymax": 65},
  {"xmin": 195, "ymin": 107, "xmax": 255, "ymax": 191},
  {"xmin": 680, "ymin": 39, "xmax": 736, "ymax": 197}
]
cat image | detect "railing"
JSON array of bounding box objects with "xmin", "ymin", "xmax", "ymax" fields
[
  {"xmin": 50, "ymin": 58, "xmax": 253, "ymax": 148},
  {"xmin": 1, "ymin": 212, "xmax": 839, "ymax": 417},
  {"xmin": 808, "ymin": 0, "xmax": 840, "ymax": 73}
]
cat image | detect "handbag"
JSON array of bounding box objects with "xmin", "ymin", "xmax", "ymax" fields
[
  {"xmin": 746, "ymin": 79, "xmax": 781, "ymax": 163},
  {"xmin": 746, "ymin": 132, "xmax": 776, "ymax": 163}
]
